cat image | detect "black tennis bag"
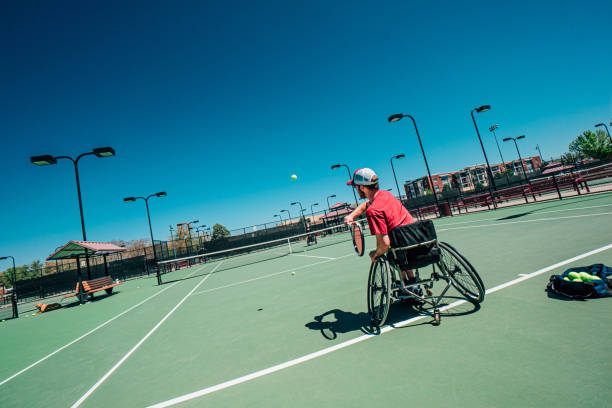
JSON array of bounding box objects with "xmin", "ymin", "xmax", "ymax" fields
[
  {"xmin": 546, "ymin": 264, "xmax": 612, "ymax": 300},
  {"xmin": 388, "ymin": 220, "xmax": 440, "ymax": 269}
]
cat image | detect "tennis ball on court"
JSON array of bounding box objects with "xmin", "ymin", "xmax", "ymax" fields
[
  {"xmin": 291, "ymin": 174, "xmax": 297, "ymax": 180},
  {"xmin": 291, "ymin": 271, "xmax": 295, "ymax": 276},
  {"xmin": 568, "ymin": 272, "xmax": 580, "ymax": 280}
]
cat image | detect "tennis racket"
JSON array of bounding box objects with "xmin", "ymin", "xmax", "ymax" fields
[{"xmin": 351, "ymin": 222, "xmax": 365, "ymax": 256}]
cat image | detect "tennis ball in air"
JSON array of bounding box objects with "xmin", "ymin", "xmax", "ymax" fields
[
  {"xmin": 291, "ymin": 174, "xmax": 297, "ymax": 180},
  {"xmin": 568, "ymin": 272, "xmax": 580, "ymax": 280}
]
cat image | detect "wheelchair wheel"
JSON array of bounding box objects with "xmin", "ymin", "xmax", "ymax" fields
[
  {"xmin": 438, "ymin": 242, "xmax": 485, "ymax": 303},
  {"xmin": 367, "ymin": 257, "xmax": 391, "ymax": 327}
]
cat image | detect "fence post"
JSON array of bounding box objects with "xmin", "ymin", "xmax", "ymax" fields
[{"xmin": 551, "ymin": 174, "xmax": 562, "ymax": 200}]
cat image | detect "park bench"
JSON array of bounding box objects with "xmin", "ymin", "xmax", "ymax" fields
[{"xmin": 63, "ymin": 276, "xmax": 122, "ymax": 300}]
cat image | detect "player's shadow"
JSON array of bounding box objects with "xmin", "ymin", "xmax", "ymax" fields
[{"xmin": 305, "ymin": 309, "xmax": 376, "ymax": 340}]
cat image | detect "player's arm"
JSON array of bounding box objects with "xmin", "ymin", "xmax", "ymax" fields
[
  {"xmin": 344, "ymin": 201, "xmax": 368, "ymax": 225},
  {"xmin": 369, "ymin": 233, "xmax": 390, "ymax": 262}
]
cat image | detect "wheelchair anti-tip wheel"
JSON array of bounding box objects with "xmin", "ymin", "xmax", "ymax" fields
[
  {"xmin": 438, "ymin": 242, "xmax": 485, "ymax": 303},
  {"xmin": 367, "ymin": 257, "xmax": 391, "ymax": 327}
]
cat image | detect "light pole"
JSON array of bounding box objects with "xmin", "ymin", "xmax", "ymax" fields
[
  {"xmin": 503, "ymin": 136, "xmax": 528, "ymax": 183},
  {"xmin": 595, "ymin": 123, "xmax": 612, "ymax": 144},
  {"xmin": 31, "ymin": 147, "xmax": 116, "ymax": 276},
  {"xmin": 291, "ymin": 201, "xmax": 306, "ymax": 230},
  {"xmin": 535, "ymin": 144, "xmax": 544, "ymax": 162},
  {"xmin": 331, "ymin": 164, "xmax": 358, "ymax": 206},
  {"xmin": 470, "ymin": 106, "xmax": 497, "ymax": 208},
  {"xmin": 390, "ymin": 154, "xmax": 405, "ymax": 200},
  {"xmin": 169, "ymin": 225, "xmax": 177, "ymax": 257},
  {"xmin": 280, "ymin": 209, "xmax": 291, "ymax": 224},
  {"xmin": 489, "ymin": 124, "xmax": 510, "ymax": 186},
  {"xmin": 196, "ymin": 225, "xmax": 207, "ymax": 249},
  {"xmin": 0, "ymin": 255, "xmax": 18, "ymax": 318},
  {"xmin": 124, "ymin": 192, "xmax": 167, "ymax": 284},
  {"xmin": 310, "ymin": 203, "xmax": 319, "ymax": 223},
  {"xmin": 274, "ymin": 214, "xmax": 283, "ymax": 226},
  {"xmin": 388, "ymin": 114, "xmax": 441, "ymax": 214}
]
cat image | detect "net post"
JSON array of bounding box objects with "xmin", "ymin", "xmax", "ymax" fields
[{"xmin": 288, "ymin": 238, "xmax": 293, "ymax": 254}]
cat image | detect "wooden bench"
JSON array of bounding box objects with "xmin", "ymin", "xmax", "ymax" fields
[{"xmin": 63, "ymin": 276, "xmax": 122, "ymax": 300}]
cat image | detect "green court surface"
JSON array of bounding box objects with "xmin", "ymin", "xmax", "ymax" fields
[{"xmin": 1, "ymin": 192, "xmax": 611, "ymax": 408}]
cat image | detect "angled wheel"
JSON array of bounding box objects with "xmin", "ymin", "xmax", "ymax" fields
[
  {"xmin": 438, "ymin": 242, "xmax": 485, "ymax": 303},
  {"xmin": 367, "ymin": 256, "xmax": 391, "ymax": 327}
]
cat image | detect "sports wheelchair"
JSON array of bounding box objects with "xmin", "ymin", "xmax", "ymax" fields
[{"xmin": 367, "ymin": 220, "xmax": 485, "ymax": 327}]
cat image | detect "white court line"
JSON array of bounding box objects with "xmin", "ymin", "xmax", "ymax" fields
[
  {"xmin": 0, "ymin": 264, "xmax": 209, "ymax": 388},
  {"xmin": 437, "ymin": 203, "xmax": 612, "ymax": 228},
  {"xmin": 290, "ymin": 253, "xmax": 336, "ymax": 260},
  {"xmin": 71, "ymin": 261, "xmax": 223, "ymax": 408},
  {"xmin": 146, "ymin": 243, "xmax": 612, "ymax": 408},
  {"xmin": 191, "ymin": 254, "xmax": 353, "ymax": 297},
  {"xmin": 438, "ymin": 212, "xmax": 612, "ymax": 232}
]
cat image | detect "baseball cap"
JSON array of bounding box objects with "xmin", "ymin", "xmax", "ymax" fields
[{"xmin": 347, "ymin": 168, "xmax": 378, "ymax": 186}]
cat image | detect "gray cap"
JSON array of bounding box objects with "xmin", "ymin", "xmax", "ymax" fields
[{"xmin": 347, "ymin": 168, "xmax": 378, "ymax": 186}]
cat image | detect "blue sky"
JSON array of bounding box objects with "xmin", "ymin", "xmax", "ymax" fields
[{"xmin": 1, "ymin": 0, "xmax": 611, "ymax": 266}]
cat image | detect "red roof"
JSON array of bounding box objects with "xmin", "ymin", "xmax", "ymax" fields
[
  {"xmin": 47, "ymin": 241, "xmax": 126, "ymax": 260},
  {"xmin": 322, "ymin": 207, "xmax": 353, "ymax": 219},
  {"xmin": 541, "ymin": 164, "xmax": 574, "ymax": 175},
  {"xmin": 329, "ymin": 202, "xmax": 351, "ymax": 210}
]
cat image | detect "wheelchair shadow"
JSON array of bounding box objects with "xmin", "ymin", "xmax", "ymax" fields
[
  {"xmin": 305, "ymin": 309, "xmax": 377, "ymax": 340},
  {"xmin": 306, "ymin": 297, "xmax": 481, "ymax": 340},
  {"xmin": 388, "ymin": 295, "xmax": 481, "ymax": 327}
]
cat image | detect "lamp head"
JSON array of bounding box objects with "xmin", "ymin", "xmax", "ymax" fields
[
  {"xmin": 517, "ymin": 135, "xmax": 526, "ymax": 140},
  {"xmin": 331, "ymin": 164, "xmax": 341, "ymax": 170},
  {"xmin": 388, "ymin": 113, "xmax": 404, "ymax": 122},
  {"xmin": 123, "ymin": 197, "xmax": 136, "ymax": 202},
  {"xmin": 291, "ymin": 202, "xmax": 298, "ymax": 205},
  {"xmin": 93, "ymin": 147, "xmax": 115, "ymax": 157},
  {"xmin": 313, "ymin": 203, "xmax": 319, "ymax": 206},
  {"xmin": 489, "ymin": 124, "xmax": 499, "ymax": 131},
  {"xmin": 502, "ymin": 137, "xmax": 512, "ymax": 142},
  {"xmin": 155, "ymin": 192, "xmax": 167, "ymax": 197},
  {"xmin": 394, "ymin": 154, "xmax": 405, "ymax": 159},
  {"xmin": 595, "ymin": 123, "xmax": 604, "ymax": 127},
  {"xmin": 30, "ymin": 155, "xmax": 57, "ymax": 166},
  {"xmin": 475, "ymin": 105, "xmax": 491, "ymax": 113},
  {"xmin": 0, "ymin": 256, "xmax": 7, "ymax": 260}
]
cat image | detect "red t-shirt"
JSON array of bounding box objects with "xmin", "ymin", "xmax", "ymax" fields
[{"xmin": 366, "ymin": 190, "xmax": 415, "ymax": 235}]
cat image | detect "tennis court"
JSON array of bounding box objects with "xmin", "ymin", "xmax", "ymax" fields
[{"xmin": 1, "ymin": 192, "xmax": 611, "ymax": 408}]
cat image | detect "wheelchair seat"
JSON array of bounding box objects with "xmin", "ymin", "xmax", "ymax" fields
[{"xmin": 388, "ymin": 220, "xmax": 441, "ymax": 269}]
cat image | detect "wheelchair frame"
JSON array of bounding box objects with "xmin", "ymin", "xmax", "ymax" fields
[{"xmin": 367, "ymin": 238, "xmax": 485, "ymax": 327}]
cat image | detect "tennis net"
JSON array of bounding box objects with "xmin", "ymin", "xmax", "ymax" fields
[{"xmin": 156, "ymin": 220, "xmax": 368, "ymax": 283}]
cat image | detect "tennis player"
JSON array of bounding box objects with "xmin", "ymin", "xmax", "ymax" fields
[{"xmin": 343, "ymin": 168, "xmax": 418, "ymax": 283}]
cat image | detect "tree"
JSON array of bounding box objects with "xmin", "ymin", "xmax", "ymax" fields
[
  {"xmin": 211, "ymin": 223, "xmax": 231, "ymax": 240},
  {"xmin": 569, "ymin": 129, "xmax": 612, "ymax": 160},
  {"xmin": 560, "ymin": 152, "xmax": 582, "ymax": 166}
]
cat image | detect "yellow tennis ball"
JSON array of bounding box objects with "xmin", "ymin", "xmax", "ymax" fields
[
  {"xmin": 291, "ymin": 271, "xmax": 295, "ymax": 275},
  {"xmin": 291, "ymin": 174, "xmax": 297, "ymax": 180}
]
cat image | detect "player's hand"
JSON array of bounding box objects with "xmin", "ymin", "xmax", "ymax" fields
[
  {"xmin": 369, "ymin": 250, "xmax": 378, "ymax": 262},
  {"xmin": 344, "ymin": 215, "xmax": 354, "ymax": 225}
]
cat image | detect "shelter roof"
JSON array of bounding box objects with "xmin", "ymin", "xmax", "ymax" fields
[{"xmin": 47, "ymin": 241, "xmax": 126, "ymax": 260}]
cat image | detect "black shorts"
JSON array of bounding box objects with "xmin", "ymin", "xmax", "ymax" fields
[{"xmin": 388, "ymin": 220, "xmax": 440, "ymax": 269}]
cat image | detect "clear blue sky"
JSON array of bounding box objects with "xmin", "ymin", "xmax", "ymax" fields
[{"xmin": 1, "ymin": 0, "xmax": 611, "ymax": 266}]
